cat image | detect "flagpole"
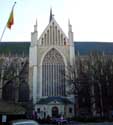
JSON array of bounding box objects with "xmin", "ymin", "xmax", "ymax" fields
[
  {"xmin": 0, "ymin": 2, "xmax": 16, "ymax": 42},
  {"xmin": 0, "ymin": 26, "xmax": 7, "ymax": 42}
]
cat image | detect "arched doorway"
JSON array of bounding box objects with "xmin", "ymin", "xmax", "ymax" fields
[{"xmin": 52, "ymin": 106, "xmax": 59, "ymax": 117}]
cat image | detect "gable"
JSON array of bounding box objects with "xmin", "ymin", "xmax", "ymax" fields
[{"xmin": 38, "ymin": 18, "xmax": 68, "ymax": 46}]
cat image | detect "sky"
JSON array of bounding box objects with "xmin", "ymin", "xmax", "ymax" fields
[{"xmin": 0, "ymin": 0, "xmax": 113, "ymax": 42}]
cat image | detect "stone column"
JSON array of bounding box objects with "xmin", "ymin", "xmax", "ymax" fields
[{"xmin": 33, "ymin": 66, "xmax": 38, "ymax": 104}]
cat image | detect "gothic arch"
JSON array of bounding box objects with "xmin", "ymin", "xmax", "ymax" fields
[
  {"xmin": 42, "ymin": 48, "xmax": 65, "ymax": 96},
  {"xmin": 40, "ymin": 47, "xmax": 67, "ymax": 66}
]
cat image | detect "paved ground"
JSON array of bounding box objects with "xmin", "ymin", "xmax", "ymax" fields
[
  {"xmin": 81, "ymin": 123, "xmax": 113, "ymax": 125},
  {"xmin": 42, "ymin": 122, "xmax": 113, "ymax": 125},
  {"xmin": 80, "ymin": 122, "xmax": 113, "ymax": 125}
]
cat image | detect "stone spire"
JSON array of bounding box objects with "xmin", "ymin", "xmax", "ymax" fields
[
  {"xmin": 68, "ymin": 19, "xmax": 75, "ymax": 65},
  {"xmin": 68, "ymin": 19, "xmax": 72, "ymax": 32},
  {"xmin": 34, "ymin": 19, "xmax": 37, "ymax": 32},
  {"xmin": 49, "ymin": 8, "xmax": 53, "ymax": 23},
  {"xmin": 31, "ymin": 19, "xmax": 38, "ymax": 47},
  {"xmin": 68, "ymin": 19, "xmax": 73, "ymax": 43}
]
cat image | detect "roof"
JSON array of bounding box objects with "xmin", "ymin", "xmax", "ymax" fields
[
  {"xmin": 0, "ymin": 41, "xmax": 113, "ymax": 56},
  {"xmin": 37, "ymin": 96, "xmax": 73, "ymax": 104},
  {"xmin": 75, "ymin": 42, "xmax": 113, "ymax": 55},
  {"xmin": 0, "ymin": 42, "xmax": 30, "ymax": 55}
]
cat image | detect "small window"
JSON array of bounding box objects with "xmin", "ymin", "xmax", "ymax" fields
[
  {"xmin": 42, "ymin": 38, "xmax": 43, "ymax": 45},
  {"xmin": 37, "ymin": 108, "xmax": 40, "ymax": 113},
  {"xmin": 69, "ymin": 107, "xmax": 72, "ymax": 113},
  {"xmin": 64, "ymin": 38, "xmax": 66, "ymax": 46}
]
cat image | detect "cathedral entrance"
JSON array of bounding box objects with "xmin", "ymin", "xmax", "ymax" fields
[{"xmin": 52, "ymin": 106, "xmax": 59, "ymax": 117}]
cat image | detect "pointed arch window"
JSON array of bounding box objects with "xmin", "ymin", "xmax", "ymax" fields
[
  {"xmin": 41, "ymin": 38, "xmax": 43, "ymax": 45},
  {"xmin": 42, "ymin": 48, "xmax": 65, "ymax": 96}
]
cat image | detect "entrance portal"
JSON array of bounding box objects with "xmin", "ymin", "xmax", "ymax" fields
[{"xmin": 52, "ymin": 106, "xmax": 59, "ymax": 117}]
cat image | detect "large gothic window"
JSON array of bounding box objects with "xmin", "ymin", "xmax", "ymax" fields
[
  {"xmin": 42, "ymin": 48, "xmax": 65, "ymax": 96},
  {"xmin": 2, "ymin": 81, "xmax": 15, "ymax": 101}
]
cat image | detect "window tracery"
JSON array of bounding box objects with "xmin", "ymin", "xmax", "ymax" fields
[{"xmin": 42, "ymin": 48, "xmax": 65, "ymax": 96}]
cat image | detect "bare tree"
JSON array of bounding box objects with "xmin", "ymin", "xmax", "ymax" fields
[
  {"xmin": 61, "ymin": 56, "xmax": 91, "ymax": 116},
  {"xmin": 0, "ymin": 56, "xmax": 29, "ymax": 103},
  {"xmin": 62, "ymin": 51, "xmax": 113, "ymax": 118}
]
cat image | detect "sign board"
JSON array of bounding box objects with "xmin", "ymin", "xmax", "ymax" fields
[{"xmin": 2, "ymin": 115, "xmax": 7, "ymax": 122}]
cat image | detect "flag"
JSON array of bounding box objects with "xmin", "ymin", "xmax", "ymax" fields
[{"xmin": 7, "ymin": 9, "xmax": 14, "ymax": 29}]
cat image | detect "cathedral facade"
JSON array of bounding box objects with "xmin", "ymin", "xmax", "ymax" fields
[
  {"xmin": 0, "ymin": 10, "xmax": 113, "ymax": 117},
  {"xmin": 29, "ymin": 10, "xmax": 75, "ymax": 118}
]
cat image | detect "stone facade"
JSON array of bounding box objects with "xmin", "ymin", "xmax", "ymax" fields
[
  {"xmin": 29, "ymin": 11, "xmax": 75, "ymax": 118},
  {"xmin": 0, "ymin": 10, "xmax": 112, "ymax": 117}
]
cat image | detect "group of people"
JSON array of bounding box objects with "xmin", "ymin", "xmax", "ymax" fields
[{"xmin": 31, "ymin": 110, "xmax": 65, "ymax": 124}]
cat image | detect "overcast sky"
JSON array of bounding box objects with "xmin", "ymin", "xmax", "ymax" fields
[{"xmin": 0, "ymin": 0, "xmax": 113, "ymax": 42}]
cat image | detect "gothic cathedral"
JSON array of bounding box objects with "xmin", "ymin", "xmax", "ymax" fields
[{"xmin": 29, "ymin": 10, "xmax": 75, "ymax": 118}]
